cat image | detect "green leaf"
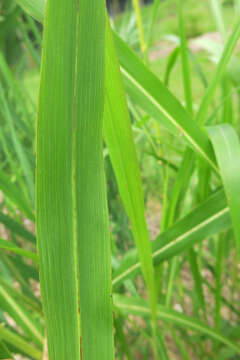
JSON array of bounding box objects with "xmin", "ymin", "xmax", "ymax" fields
[
  {"xmin": 0, "ymin": 325, "xmax": 42, "ymax": 360},
  {"xmin": 16, "ymin": 0, "xmax": 218, "ymax": 172},
  {"xmin": 0, "ymin": 340, "xmax": 12, "ymax": 359},
  {"xmin": 113, "ymin": 190, "xmax": 230, "ymax": 286},
  {"xmin": 196, "ymin": 18, "xmax": 240, "ymax": 124},
  {"xmin": 36, "ymin": 1, "xmax": 113, "ymax": 360},
  {"xmin": 113, "ymin": 32, "xmax": 218, "ymax": 171},
  {"xmin": 208, "ymin": 124, "xmax": 240, "ymax": 255},
  {"xmin": 0, "ymin": 283, "xmax": 43, "ymax": 347},
  {"xmin": 0, "ymin": 238, "xmax": 37, "ymax": 261},
  {"xmin": 114, "ymin": 295, "xmax": 240, "ymax": 355},
  {"xmin": 104, "ymin": 19, "xmax": 156, "ymax": 320},
  {"xmin": 15, "ymin": 0, "xmax": 45, "ymax": 22},
  {"xmin": 0, "ymin": 171, "xmax": 34, "ymax": 221},
  {"xmin": 0, "ymin": 212, "xmax": 35, "ymax": 243}
]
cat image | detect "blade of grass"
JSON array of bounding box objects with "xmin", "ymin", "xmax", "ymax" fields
[
  {"xmin": 0, "ymin": 283, "xmax": 43, "ymax": 347},
  {"xmin": 0, "ymin": 171, "xmax": 34, "ymax": 221},
  {"xmin": 74, "ymin": 6, "xmax": 114, "ymax": 359},
  {"xmin": 0, "ymin": 82, "xmax": 34, "ymax": 203},
  {"xmin": 208, "ymin": 124, "xmax": 240, "ymax": 255},
  {"xmin": 132, "ymin": 0, "xmax": 147, "ymax": 58},
  {"xmin": 0, "ymin": 211, "xmax": 35, "ymax": 243},
  {"xmin": 113, "ymin": 33, "xmax": 218, "ymax": 171},
  {"xmin": 114, "ymin": 295, "xmax": 240, "ymax": 355},
  {"xmin": 0, "ymin": 238, "xmax": 37, "ymax": 261},
  {"xmin": 0, "ymin": 340, "xmax": 12, "ymax": 359},
  {"xmin": 105, "ymin": 19, "xmax": 157, "ymax": 357},
  {"xmin": 113, "ymin": 189, "xmax": 230, "ymax": 286},
  {"xmin": 178, "ymin": 0, "xmax": 193, "ymax": 115},
  {"xmin": 196, "ymin": 18, "xmax": 240, "ymax": 124},
  {"xmin": 0, "ymin": 325, "xmax": 42, "ymax": 360}
]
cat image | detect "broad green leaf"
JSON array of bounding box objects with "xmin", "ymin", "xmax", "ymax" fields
[
  {"xmin": 74, "ymin": 7, "xmax": 114, "ymax": 360},
  {"xmin": 208, "ymin": 124, "xmax": 240, "ymax": 255},
  {"xmin": 113, "ymin": 190, "xmax": 230, "ymax": 286},
  {"xmin": 0, "ymin": 325, "xmax": 42, "ymax": 360},
  {"xmin": 37, "ymin": 1, "xmax": 113, "ymax": 360},
  {"xmin": 36, "ymin": 1, "xmax": 82, "ymax": 359},
  {"xmin": 0, "ymin": 238, "xmax": 37, "ymax": 261},
  {"xmin": 114, "ymin": 295, "xmax": 240, "ymax": 355}
]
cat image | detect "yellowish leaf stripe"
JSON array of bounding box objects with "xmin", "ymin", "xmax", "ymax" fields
[{"xmin": 114, "ymin": 296, "xmax": 240, "ymax": 355}]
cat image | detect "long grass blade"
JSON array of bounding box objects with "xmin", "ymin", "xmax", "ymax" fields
[
  {"xmin": 208, "ymin": 124, "xmax": 240, "ymax": 255},
  {"xmin": 113, "ymin": 190, "xmax": 230, "ymax": 286},
  {"xmin": 114, "ymin": 295, "xmax": 240, "ymax": 355},
  {"xmin": 0, "ymin": 238, "xmax": 37, "ymax": 261},
  {"xmin": 0, "ymin": 326, "xmax": 42, "ymax": 360},
  {"xmin": 196, "ymin": 19, "xmax": 240, "ymax": 124},
  {"xmin": 74, "ymin": 6, "xmax": 114, "ymax": 359}
]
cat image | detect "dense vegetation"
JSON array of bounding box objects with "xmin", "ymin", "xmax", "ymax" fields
[{"xmin": 0, "ymin": 0, "xmax": 240, "ymax": 359}]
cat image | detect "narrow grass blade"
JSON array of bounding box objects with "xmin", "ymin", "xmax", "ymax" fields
[
  {"xmin": 196, "ymin": 19, "xmax": 240, "ymax": 124},
  {"xmin": 0, "ymin": 340, "xmax": 12, "ymax": 359},
  {"xmin": 0, "ymin": 276, "xmax": 41, "ymax": 313},
  {"xmin": 0, "ymin": 326, "xmax": 42, "ymax": 360},
  {"xmin": 132, "ymin": 0, "xmax": 146, "ymax": 57},
  {"xmin": 178, "ymin": 0, "xmax": 193, "ymax": 115},
  {"xmin": 105, "ymin": 20, "xmax": 157, "ymax": 357},
  {"xmin": 15, "ymin": 0, "xmax": 45, "ymax": 22},
  {"xmin": 0, "ymin": 212, "xmax": 35, "ymax": 243},
  {"xmin": 164, "ymin": 47, "xmax": 180, "ymax": 87},
  {"xmin": 104, "ymin": 18, "xmax": 156, "ymax": 318},
  {"xmin": 113, "ymin": 190, "xmax": 230, "ymax": 286},
  {"xmin": 114, "ymin": 295, "xmax": 240, "ymax": 355},
  {"xmin": 0, "ymin": 82, "xmax": 34, "ymax": 203},
  {"xmin": 113, "ymin": 33, "xmax": 218, "ymax": 171},
  {"xmin": 208, "ymin": 124, "xmax": 240, "ymax": 255},
  {"xmin": 0, "ymin": 283, "xmax": 43, "ymax": 347},
  {"xmin": 36, "ymin": 0, "xmax": 80, "ymax": 358},
  {"xmin": 210, "ymin": 0, "xmax": 226, "ymax": 39},
  {"xmin": 0, "ymin": 238, "xmax": 37, "ymax": 261},
  {"xmin": 0, "ymin": 171, "xmax": 34, "ymax": 221}
]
